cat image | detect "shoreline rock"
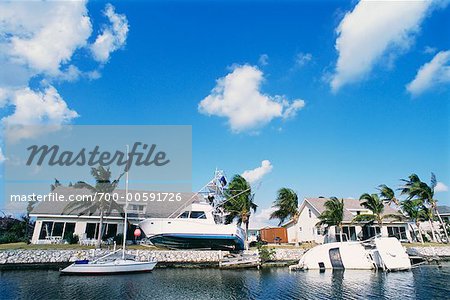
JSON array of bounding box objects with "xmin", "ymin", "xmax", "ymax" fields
[{"xmin": 0, "ymin": 248, "xmax": 305, "ymax": 269}]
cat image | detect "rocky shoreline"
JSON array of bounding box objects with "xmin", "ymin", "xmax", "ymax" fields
[
  {"xmin": 1, "ymin": 246, "xmax": 449, "ymax": 270},
  {"xmin": 0, "ymin": 248, "xmax": 305, "ymax": 269}
]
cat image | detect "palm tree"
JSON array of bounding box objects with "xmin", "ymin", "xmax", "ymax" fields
[
  {"xmin": 270, "ymin": 188, "xmax": 299, "ymax": 244},
  {"xmin": 223, "ymin": 175, "xmax": 257, "ymax": 244},
  {"xmin": 64, "ymin": 166, "xmax": 124, "ymax": 248},
  {"xmin": 400, "ymin": 199, "xmax": 427, "ymax": 244},
  {"xmin": 353, "ymin": 193, "xmax": 402, "ymax": 237},
  {"xmin": 317, "ymin": 197, "xmax": 344, "ymax": 242},
  {"xmin": 378, "ymin": 184, "xmax": 399, "ymax": 206},
  {"xmin": 400, "ymin": 173, "xmax": 449, "ymax": 243}
]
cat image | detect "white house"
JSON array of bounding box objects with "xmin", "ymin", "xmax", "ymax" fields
[
  {"xmin": 30, "ymin": 186, "xmax": 198, "ymax": 244},
  {"xmin": 283, "ymin": 197, "xmax": 411, "ymax": 244}
]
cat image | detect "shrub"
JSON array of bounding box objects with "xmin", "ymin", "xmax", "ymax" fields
[
  {"xmin": 64, "ymin": 232, "xmax": 79, "ymax": 244},
  {"xmin": 113, "ymin": 233, "xmax": 123, "ymax": 244},
  {"xmin": 256, "ymin": 242, "xmax": 276, "ymax": 262}
]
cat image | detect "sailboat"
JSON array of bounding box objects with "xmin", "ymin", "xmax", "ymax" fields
[
  {"xmin": 61, "ymin": 146, "xmax": 158, "ymax": 275},
  {"xmin": 139, "ymin": 170, "xmax": 246, "ymax": 251}
]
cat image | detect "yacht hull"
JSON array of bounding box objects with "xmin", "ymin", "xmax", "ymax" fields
[
  {"xmin": 149, "ymin": 233, "xmax": 245, "ymax": 250},
  {"xmin": 139, "ymin": 218, "xmax": 246, "ymax": 251}
]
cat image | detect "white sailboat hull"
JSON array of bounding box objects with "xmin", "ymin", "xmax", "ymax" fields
[{"xmin": 61, "ymin": 259, "xmax": 157, "ymax": 275}]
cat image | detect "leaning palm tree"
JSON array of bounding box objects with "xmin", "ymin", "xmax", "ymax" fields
[
  {"xmin": 223, "ymin": 175, "xmax": 257, "ymax": 244},
  {"xmin": 353, "ymin": 193, "xmax": 402, "ymax": 237},
  {"xmin": 400, "ymin": 199, "xmax": 427, "ymax": 244},
  {"xmin": 270, "ymin": 188, "xmax": 299, "ymax": 244},
  {"xmin": 317, "ymin": 197, "xmax": 344, "ymax": 242},
  {"xmin": 400, "ymin": 173, "xmax": 449, "ymax": 243},
  {"xmin": 64, "ymin": 166, "xmax": 124, "ymax": 248},
  {"xmin": 378, "ymin": 184, "xmax": 399, "ymax": 206}
]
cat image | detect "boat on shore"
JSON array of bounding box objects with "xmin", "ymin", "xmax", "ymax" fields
[
  {"xmin": 290, "ymin": 236, "xmax": 411, "ymax": 272},
  {"xmin": 139, "ymin": 170, "xmax": 246, "ymax": 251}
]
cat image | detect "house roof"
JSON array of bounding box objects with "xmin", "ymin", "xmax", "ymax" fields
[
  {"xmin": 303, "ymin": 197, "xmax": 403, "ymax": 223},
  {"xmin": 438, "ymin": 205, "xmax": 450, "ymax": 215},
  {"xmin": 30, "ymin": 186, "xmax": 201, "ymax": 219}
]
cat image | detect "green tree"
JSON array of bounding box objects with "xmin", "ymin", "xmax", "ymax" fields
[
  {"xmin": 400, "ymin": 173, "xmax": 449, "ymax": 243},
  {"xmin": 270, "ymin": 188, "xmax": 299, "ymax": 244},
  {"xmin": 378, "ymin": 184, "xmax": 399, "ymax": 206},
  {"xmin": 353, "ymin": 193, "xmax": 402, "ymax": 237},
  {"xmin": 223, "ymin": 175, "xmax": 257, "ymax": 245},
  {"xmin": 400, "ymin": 199, "xmax": 427, "ymax": 244},
  {"xmin": 317, "ymin": 197, "xmax": 344, "ymax": 242},
  {"xmin": 64, "ymin": 166, "xmax": 124, "ymax": 248}
]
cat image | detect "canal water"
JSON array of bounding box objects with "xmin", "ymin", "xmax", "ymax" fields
[{"xmin": 1, "ymin": 265, "xmax": 449, "ymax": 299}]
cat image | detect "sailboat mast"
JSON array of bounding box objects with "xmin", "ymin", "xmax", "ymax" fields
[{"xmin": 122, "ymin": 145, "xmax": 129, "ymax": 259}]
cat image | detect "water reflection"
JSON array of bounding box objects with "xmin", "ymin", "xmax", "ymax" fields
[{"xmin": 1, "ymin": 265, "xmax": 449, "ymax": 300}]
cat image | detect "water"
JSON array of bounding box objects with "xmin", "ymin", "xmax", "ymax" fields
[{"xmin": 1, "ymin": 266, "xmax": 449, "ymax": 300}]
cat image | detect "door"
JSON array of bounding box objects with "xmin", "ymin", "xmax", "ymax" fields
[{"xmin": 329, "ymin": 248, "xmax": 345, "ymax": 269}]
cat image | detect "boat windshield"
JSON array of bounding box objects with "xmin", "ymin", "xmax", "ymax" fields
[
  {"xmin": 190, "ymin": 211, "xmax": 207, "ymax": 219},
  {"xmin": 178, "ymin": 211, "xmax": 189, "ymax": 218}
]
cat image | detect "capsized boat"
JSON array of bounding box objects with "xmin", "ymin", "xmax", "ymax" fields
[
  {"xmin": 139, "ymin": 170, "xmax": 246, "ymax": 251},
  {"xmin": 291, "ymin": 237, "xmax": 411, "ymax": 272}
]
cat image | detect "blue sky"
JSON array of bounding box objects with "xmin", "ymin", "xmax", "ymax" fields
[{"xmin": 0, "ymin": 1, "xmax": 449, "ymax": 225}]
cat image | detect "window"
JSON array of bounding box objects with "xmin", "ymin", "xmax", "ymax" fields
[
  {"xmin": 85, "ymin": 223, "xmax": 98, "ymax": 239},
  {"xmin": 299, "ymin": 226, "xmax": 302, "ymax": 232},
  {"xmin": 387, "ymin": 226, "xmax": 407, "ymax": 239},
  {"xmin": 52, "ymin": 222, "xmax": 64, "ymax": 236},
  {"xmin": 39, "ymin": 222, "xmax": 53, "ymax": 239},
  {"xmin": 65, "ymin": 223, "xmax": 76, "ymax": 235},
  {"xmin": 131, "ymin": 205, "xmax": 145, "ymax": 212},
  {"xmin": 178, "ymin": 211, "xmax": 189, "ymax": 218},
  {"xmin": 190, "ymin": 211, "xmax": 206, "ymax": 219},
  {"xmin": 308, "ymin": 209, "xmax": 312, "ymax": 218}
]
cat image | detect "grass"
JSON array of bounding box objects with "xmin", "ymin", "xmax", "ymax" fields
[{"xmin": 403, "ymin": 242, "xmax": 450, "ymax": 248}]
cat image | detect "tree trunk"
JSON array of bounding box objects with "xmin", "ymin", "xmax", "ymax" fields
[
  {"xmin": 245, "ymin": 220, "xmax": 249, "ymax": 250},
  {"xmin": 97, "ymin": 210, "xmax": 104, "ymax": 249},
  {"xmin": 294, "ymin": 214, "xmax": 299, "ymax": 246},
  {"xmin": 415, "ymin": 221, "xmax": 424, "ymax": 244},
  {"xmin": 433, "ymin": 205, "xmax": 449, "ymax": 244},
  {"xmin": 429, "ymin": 220, "xmax": 437, "ymax": 243}
]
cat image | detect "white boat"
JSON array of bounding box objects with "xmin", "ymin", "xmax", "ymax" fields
[
  {"xmin": 139, "ymin": 170, "xmax": 246, "ymax": 251},
  {"xmin": 291, "ymin": 237, "xmax": 411, "ymax": 272},
  {"xmin": 60, "ymin": 255, "xmax": 157, "ymax": 275},
  {"xmin": 61, "ymin": 145, "xmax": 158, "ymax": 275}
]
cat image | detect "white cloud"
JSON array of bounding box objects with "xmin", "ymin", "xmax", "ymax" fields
[
  {"xmin": 7, "ymin": 1, "xmax": 92, "ymax": 75},
  {"xmin": 91, "ymin": 4, "xmax": 129, "ymax": 63},
  {"xmin": 258, "ymin": 54, "xmax": 269, "ymax": 66},
  {"xmin": 198, "ymin": 65, "xmax": 305, "ymax": 132},
  {"xmin": 435, "ymin": 182, "xmax": 449, "ymax": 193},
  {"xmin": 330, "ymin": 0, "xmax": 440, "ymax": 92},
  {"xmin": 3, "ymin": 86, "xmax": 79, "ymax": 143},
  {"xmin": 295, "ymin": 52, "xmax": 312, "ymax": 67},
  {"xmin": 406, "ymin": 50, "xmax": 450, "ymax": 96},
  {"xmin": 248, "ymin": 206, "xmax": 278, "ymax": 229},
  {"xmin": 0, "ymin": 2, "xmax": 128, "ymax": 142},
  {"xmin": 241, "ymin": 160, "xmax": 273, "ymax": 184}
]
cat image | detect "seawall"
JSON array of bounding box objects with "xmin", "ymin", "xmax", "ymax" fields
[{"xmin": 0, "ymin": 248, "xmax": 305, "ymax": 269}]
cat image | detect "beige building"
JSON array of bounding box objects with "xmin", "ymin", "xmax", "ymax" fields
[
  {"xmin": 283, "ymin": 197, "xmax": 411, "ymax": 244},
  {"xmin": 30, "ymin": 186, "xmax": 197, "ymax": 244}
]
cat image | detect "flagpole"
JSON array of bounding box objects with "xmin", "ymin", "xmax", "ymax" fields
[{"xmin": 122, "ymin": 145, "xmax": 129, "ymax": 260}]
